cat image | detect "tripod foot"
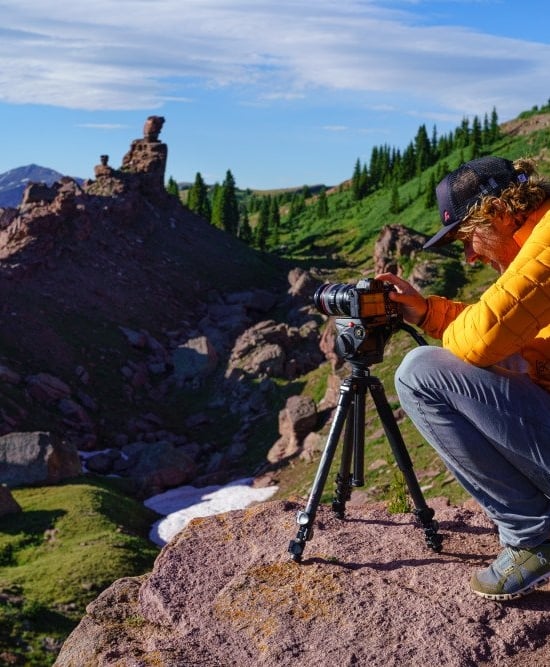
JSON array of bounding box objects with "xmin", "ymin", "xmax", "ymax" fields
[
  {"xmin": 413, "ymin": 507, "xmax": 443, "ymax": 552},
  {"xmin": 288, "ymin": 538, "xmax": 304, "ymax": 562}
]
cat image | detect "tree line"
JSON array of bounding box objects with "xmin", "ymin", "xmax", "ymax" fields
[{"xmin": 167, "ymin": 107, "xmax": 504, "ymax": 249}]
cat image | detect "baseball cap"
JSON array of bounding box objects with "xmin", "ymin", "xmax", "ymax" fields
[{"xmin": 423, "ymin": 156, "xmax": 527, "ymax": 249}]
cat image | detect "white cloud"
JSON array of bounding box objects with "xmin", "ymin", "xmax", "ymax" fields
[{"xmin": 0, "ymin": 0, "xmax": 548, "ymax": 120}]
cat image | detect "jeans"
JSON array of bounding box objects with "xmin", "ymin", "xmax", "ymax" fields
[{"xmin": 395, "ymin": 345, "xmax": 550, "ymax": 548}]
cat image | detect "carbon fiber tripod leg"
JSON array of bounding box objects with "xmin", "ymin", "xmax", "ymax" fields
[{"xmin": 288, "ymin": 376, "xmax": 353, "ymax": 562}]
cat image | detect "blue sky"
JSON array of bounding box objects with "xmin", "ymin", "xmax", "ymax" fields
[{"xmin": 1, "ymin": 0, "xmax": 549, "ymax": 190}]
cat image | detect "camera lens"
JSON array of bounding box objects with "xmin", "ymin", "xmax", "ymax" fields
[{"xmin": 313, "ymin": 283, "xmax": 353, "ymax": 316}]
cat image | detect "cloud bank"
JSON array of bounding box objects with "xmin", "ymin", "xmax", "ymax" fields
[{"xmin": 1, "ymin": 1, "xmax": 549, "ymax": 121}]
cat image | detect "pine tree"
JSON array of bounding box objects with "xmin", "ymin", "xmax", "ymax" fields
[
  {"xmin": 351, "ymin": 158, "xmax": 362, "ymax": 200},
  {"xmin": 221, "ymin": 170, "xmax": 240, "ymax": 235},
  {"xmin": 389, "ymin": 180, "xmax": 400, "ymax": 214},
  {"xmin": 469, "ymin": 116, "xmax": 482, "ymax": 160},
  {"xmin": 415, "ymin": 124, "xmax": 432, "ymax": 172},
  {"xmin": 288, "ymin": 192, "xmax": 305, "ymax": 220},
  {"xmin": 455, "ymin": 117, "xmax": 470, "ymax": 149},
  {"xmin": 187, "ymin": 172, "xmax": 211, "ymax": 220},
  {"xmin": 316, "ymin": 188, "xmax": 329, "ymax": 218},
  {"xmin": 210, "ymin": 183, "xmax": 223, "ymax": 229},
  {"xmin": 482, "ymin": 113, "xmax": 491, "ymax": 145},
  {"xmin": 211, "ymin": 170, "xmax": 240, "ymax": 234},
  {"xmin": 401, "ymin": 143, "xmax": 416, "ymax": 182},
  {"xmin": 424, "ymin": 172, "xmax": 437, "ymax": 209},
  {"xmin": 269, "ymin": 196, "xmax": 281, "ymax": 245},
  {"xmin": 238, "ymin": 206, "xmax": 253, "ymax": 244},
  {"xmin": 255, "ymin": 197, "xmax": 270, "ymax": 250},
  {"xmin": 166, "ymin": 176, "xmax": 180, "ymax": 198}
]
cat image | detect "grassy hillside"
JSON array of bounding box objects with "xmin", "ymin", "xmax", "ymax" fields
[
  {"xmin": 271, "ymin": 110, "xmax": 550, "ymax": 275},
  {"xmin": 0, "ymin": 477, "xmax": 159, "ymax": 665}
]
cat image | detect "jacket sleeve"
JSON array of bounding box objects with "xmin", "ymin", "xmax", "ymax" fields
[
  {"xmin": 442, "ymin": 213, "xmax": 550, "ymax": 366},
  {"xmin": 419, "ymin": 296, "xmax": 467, "ymax": 340}
]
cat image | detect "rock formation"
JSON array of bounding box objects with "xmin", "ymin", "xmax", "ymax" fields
[
  {"xmin": 54, "ymin": 498, "xmax": 550, "ymax": 666},
  {"xmin": 0, "ymin": 431, "xmax": 81, "ymax": 487},
  {"xmin": 120, "ymin": 115, "xmax": 167, "ymax": 198},
  {"xmin": 0, "ymin": 119, "xmax": 332, "ymax": 496}
]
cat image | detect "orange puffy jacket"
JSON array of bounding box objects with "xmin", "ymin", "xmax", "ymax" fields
[{"xmin": 420, "ymin": 202, "xmax": 550, "ymax": 392}]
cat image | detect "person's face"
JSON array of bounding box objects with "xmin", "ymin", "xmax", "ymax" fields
[{"xmin": 461, "ymin": 215, "xmax": 520, "ymax": 274}]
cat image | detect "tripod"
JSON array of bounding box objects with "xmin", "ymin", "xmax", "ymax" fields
[{"xmin": 288, "ymin": 326, "xmax": 443, "ymax": 562}]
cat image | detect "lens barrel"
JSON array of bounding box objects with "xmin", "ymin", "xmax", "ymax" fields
[{"xmin": 313, "ymin": 283, "xmax": 354, "ymax": 316}]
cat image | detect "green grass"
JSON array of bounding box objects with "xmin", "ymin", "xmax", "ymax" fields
[{"xmin": 0, "ymin": 476, "xmax": 160, "ymax": 666}]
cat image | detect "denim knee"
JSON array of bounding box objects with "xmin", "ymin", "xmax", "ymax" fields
[{"xmin": 395, "ymin": 345, "xmax": 445, "ymax": 396}]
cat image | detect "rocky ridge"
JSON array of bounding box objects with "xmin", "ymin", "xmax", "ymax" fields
[{"xmin": 0, "ymin": 116, "xmax": 323, "ymax": 496}]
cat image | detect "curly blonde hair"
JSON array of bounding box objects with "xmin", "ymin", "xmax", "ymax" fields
[{"xmin": 456, "ymin": 158, "xmax": 550, "ymax": 240}]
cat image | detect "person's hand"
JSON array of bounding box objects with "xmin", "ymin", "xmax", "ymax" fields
[{"xmin": 374, "ymin": 272, "xmax": 427, "ymax": 325}]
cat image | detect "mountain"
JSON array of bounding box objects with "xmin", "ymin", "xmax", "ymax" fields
[
  {"xmin": 0, "ymin": 120, "xmax": 297, "ymax": 480},
  {"xmin": 0, "ymin": 163, "xmax": 83, "ymax": 208}
]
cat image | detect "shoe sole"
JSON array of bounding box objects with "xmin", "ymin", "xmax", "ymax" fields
[{"xmin": 471, "ymin": 572, "xmax": 550, "ymax": 601}]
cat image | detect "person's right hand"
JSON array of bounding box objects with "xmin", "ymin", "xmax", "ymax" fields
[{"xmin": 374, "ymin": 272, "xmax": 428, "ymax": 326}]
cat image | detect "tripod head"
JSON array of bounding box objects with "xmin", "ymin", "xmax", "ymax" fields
[{"xmin": 334, "ymin": 317, "xmax": 427, "ymax": 368}]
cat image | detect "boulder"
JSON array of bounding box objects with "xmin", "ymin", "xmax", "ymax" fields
[
  {"xmin": 117, "ymin": 440, "xmax": 197, "ymax": 496},
  {"xmin": 54, "ymin": 499, "xmax": 550, "ymax": 667},
  {"xmin": 172, "ymin": 335, "xmax": 218, "ymax": 382},
  {"xmin": 0, "ymin": 431, "xmax": 81, "ymax": 487},
  {"xmin": 267, "ymin": 395, "xmax": 318, "ymax": 462}
]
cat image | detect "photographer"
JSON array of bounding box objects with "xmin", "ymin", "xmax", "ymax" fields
[{"xmin": 377, "ymin": 156, "xmax": 550, "ymax": 601}]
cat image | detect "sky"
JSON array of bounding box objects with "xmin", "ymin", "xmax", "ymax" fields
[{"xmin": 1, "ymin": 0, "xmax": 549, "ymax": 190}]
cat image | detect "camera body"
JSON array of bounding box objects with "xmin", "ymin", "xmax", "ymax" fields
[{"xmin": 313, "ymin": 278, "xmax": 402, "ymax": 364}]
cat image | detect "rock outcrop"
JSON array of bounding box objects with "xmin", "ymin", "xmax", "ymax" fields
[
  {"xmin": 0, "ymin": 431, "xmax": 81, "ymax": 487},
  {"xmin": 55, "ymin": 498, "xmax": 550, "ymax": 667}
]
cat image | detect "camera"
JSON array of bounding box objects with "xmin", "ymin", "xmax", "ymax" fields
[
  {"xmin": 313, "ymin": 278, "xmax": 403, "ymax": 364},
  {"xmin": 313, "ymin": 278, "xmax": 401, "ymax": 325}
]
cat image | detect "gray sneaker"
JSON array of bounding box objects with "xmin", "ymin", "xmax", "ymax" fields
[{"xmin": 470, "ymin": 543, "xmax": 550, "ymax": 600}]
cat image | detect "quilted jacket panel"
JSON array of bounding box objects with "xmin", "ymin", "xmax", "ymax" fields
[{"xmin": 421, "ymin": 204, "xmax": 550, "ymax": 391}]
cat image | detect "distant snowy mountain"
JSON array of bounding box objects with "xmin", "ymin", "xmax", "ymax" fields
[{"xmin": 0, "ymin": 164, "xmax": 80, "ymax": 208}]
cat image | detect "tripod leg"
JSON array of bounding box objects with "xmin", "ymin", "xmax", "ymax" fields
[
  {"xmin": 333, "ymin": 378, "xmax": 367, "ymax": 517},
  {"xmin": 332, "ymin": 399, "xmax": 355, "ymax": 518},
  {"xmin": 288, "ymin": 378, "xmax": 353, "ymax": 562},
  {"xmin": 368, "ymin": 378, "xmax": 443, "ymax": 552},
  {"xmin": 351, "ymin": 384, "xmax": 366, "ymax": 487}
]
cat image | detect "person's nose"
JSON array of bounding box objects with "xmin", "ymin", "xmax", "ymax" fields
[{"xmin": 462, "ymin": 240, "xmax": 479, "ymax": 264}]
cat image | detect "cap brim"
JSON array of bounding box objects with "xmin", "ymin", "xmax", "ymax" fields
[{"xmin": 423, "ymin": 220, "xmax": 461, "ymax": 249}]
